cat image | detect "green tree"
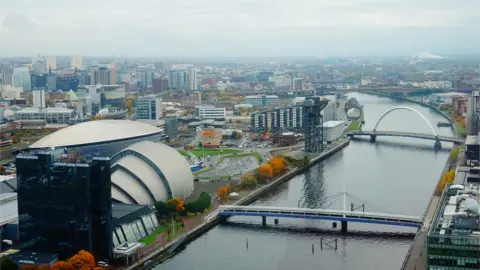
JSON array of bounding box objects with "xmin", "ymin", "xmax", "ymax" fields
[
  {"xmin": 241, "ymin": 174, "xmax": 257, "ymax": 189},
  {"xmin": 1, "ymin": 256, "xmax": 19, "ymax": 270},
  {"xmin": 155, "ymin": 201, "xmax": 167, "ymax": 216}
]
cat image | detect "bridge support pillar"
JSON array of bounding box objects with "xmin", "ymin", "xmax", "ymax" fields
[
  {"xmin": 370, "ymin": 135, "xmax": 376, "ymax": 142},
  {"xmin": 341, "ymin": 221, "xmax": 348, "ymax": 233},
  {"xmin": 262, "ymin": 216, "xmax": 267, "ymax": 227},
  {"xmin": 434, "ymin": 140, "xmax": 442, "ymax": 150}
]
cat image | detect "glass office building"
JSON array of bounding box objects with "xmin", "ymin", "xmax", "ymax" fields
[
  {"xmin": 426, "ymin": 166, "xmax": 480, "ymax": 269},
  {"xmin": 16, "ymin": 152, "xmax": 113, "ymax": 260}
]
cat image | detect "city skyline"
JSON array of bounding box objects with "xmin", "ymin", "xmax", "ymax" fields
[{"xmin": 0, "ymin": 0, "xmax": 479, "ymax": 57}]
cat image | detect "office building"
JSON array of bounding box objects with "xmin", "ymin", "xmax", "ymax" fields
[
  {"xmin": 32, "ymin": 59, "xmax": 45, "ymax": 73},
  {"xmin": 152, "ymin": 78, "xmax": 168, "ymax": 93},
  {"xmin": 245, "ymin": 95, "xmax": 279, "ymax": 107},
  {"xmin": 467, "ymin": 90, "xmax": 480, "ymax": 135},
  {"xmin": 426, "ymin": 166, "xmax": 480, "ymax": 269},
  {"xmin": 16, "ymin": 152, "xmax": 113, "ymax": 259},
  {"xmin": 46, "ymin": 74, "xmax": 57, "ymax": 90},
  {"xmin": 12, "ymin": 67, "xmax": 31, "ymax": 91},
  {"xmin": 31, "ymin": 73, "xmax": 47, "ymax": 89},
  {"xmin": 56, "ymin": 74, "xmax": 79, "ymax": 91},
  {"xmin": 32, "ymin": 88, "xmax": 46, "ymax": 108},
  {"xmin": 45, "ymin": 56, "xmax": 57, "ymax": 70},
  {"xmin": 292, "ymin": 78, "xmax": 303, "ymax": 91},
  {"xmin": 168, "ymin": 69, "xmax": 188, "ymax": 89},
  {"xmin": 154, "ymin": 62, "xmax": 165, "ymax": 72},
  {"xmin": 188, "ymin": 67, "xmax": 197, "ymax": 90},
  {"xmin": 71, "ymin": 55, "xmax": 84, "ymax": 70},
  {"xmin": 1, "ymin": 66, "xmax": 13, "ymax": 85},
  {"xmin": 195, "ymin": 105, "xmax": 226, "ymax": 120},
  {"xmin": 164, "ymin": 117, "xmax": 179, "ymax": 140},
  {"xmin": 90, "ymin": 67, "xmax": 117, "ymax": 85},
  {"xmin": 136, "ymin": 96, "xmax": 163, "ymax": 120},
  {"xmin": 136, "ymin": 67, "xmax": 154, "ymax": 90},
  {"xmin": 251, "ymin": 106, "xmax": 304, "ymax": 132},
  {"xmin": 304, "ymin": 97, "xmax": 328, "ymax": 153},
  {"xmin": 14, "ymin": 107, "xmax": 77, "ymax": 124}
]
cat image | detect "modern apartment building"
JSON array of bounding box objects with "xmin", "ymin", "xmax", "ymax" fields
[
  {"xmin": 467, "ymin": 91, "xmax": 480, "ymax": 135},
  {"xmin": 71, "ymin": 55, "xmax": 84, "ymax": 70},
  {"xmin": 250, "ymin": 105, "xmax": 304, "ymax": 132},
  {"xmin": 168, "ymin": 69, "xmax": 188, "ymax": 90},
  {"xmin": 136, "ymin": 96, "xmax": 163, "ymax": 120},
  {"xmin": 195, "ymin": 105, "xmax": 226, "ymax": 120},
  {"xmin": 90, "ymin": 67, "xmax": 117, "ymax": 85},
  {"xmin": 12, "ymin": 67, "xmax": 31, "ymax": 91},
  {"xmin": 245, "ymin": 95, "xmax": 279, "ymax": 107},
  {"xmin": 188, "ymin": 67, "xmax": 197, "ymax": 90}
]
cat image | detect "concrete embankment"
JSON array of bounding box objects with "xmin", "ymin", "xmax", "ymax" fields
[
  {"xmin": 129, "ymin": 139, "xmax": 350, "ymax": 270},
  {"xmin": 400, "ymin": 149, "xmax": 459, "ymax": 270}
]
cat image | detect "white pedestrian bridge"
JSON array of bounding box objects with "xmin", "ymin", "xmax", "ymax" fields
[{"xmin": 217, "ymin": 205, "xmax": 422, "ymax": 229}]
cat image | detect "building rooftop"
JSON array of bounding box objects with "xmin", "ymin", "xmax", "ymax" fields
[
  {"xmin": 0, "ymin": 192, "xmax": 17, "ymax": 226},
  {"xmin": 429, "ymin": 166, "xmax": 480, "ymax": 241},
  {"xmin": 112, "ymin": 203, "xmax": 153, "ymax": 226},
  {"xmin": 15, "ymin": 107, "xmax": 75, "ymax": 114},
  {"xmin": 29, "ymin": 120, "xmax": 162, "ymax": 148}
]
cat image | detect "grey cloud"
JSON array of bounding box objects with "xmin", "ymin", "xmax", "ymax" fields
[{"xmin": 0, "ymin": 0, "xmax": 479, "ymax": 57}]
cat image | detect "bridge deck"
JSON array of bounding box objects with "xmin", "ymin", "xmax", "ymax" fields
[
  {"xmin": 346, "ymin": 131, "xmax": 463, "ymax": 143},
  {"xmin": 218, "ymin": 205, "xmax": 421, "ymax": 228}
]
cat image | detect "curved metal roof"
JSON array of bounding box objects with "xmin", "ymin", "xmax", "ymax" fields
[
  {"xmin": 111, "ymin": 141, "xmax": 194, "ymax": 205},
  {"xmin": 29, "ymin": 120, "xmax": 162, "ymax": 148}
]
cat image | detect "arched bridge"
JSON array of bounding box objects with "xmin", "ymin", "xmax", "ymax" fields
[{"xmin": 346, "ymin": 106, "xmax": 464, "ymax": 148}]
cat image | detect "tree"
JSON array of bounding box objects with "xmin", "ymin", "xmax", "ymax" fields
[
  {"xmin": 303, "ymin": 156, "xmax": 311, "ymax": 166},
  {"xmin": 38, "ymin": 266, "xmax": 50, "ymax": 270},
  {"xmin": 269, "ymin": 157, "xmax": 287, "ymax": 175},
  {"xmin": 1, "ymin": 256, "xmax": 19, "ymax": 270},
  {"xmin": 68, "ymin": 250, "xmax": 95, "ymax": 270},
  {"xmin": 92, "ymin": 115, "xmax": 104, "ymax": 121},
  {"xmin": 258, "ymin": 164, "xmax": 273, "ymax": 179},
  {"xmin": 155, "ymin": 201, "xmax": 167, "ymax": 216},
  {"xmin": 217, "ymin": 186, "xmax": 228, "ymax": 201},
  {"xmin": 241, "ymin": 174, "xmax": 257, "ymax": 189},
  {"xmin": 51, "ymin": 261, "xmax": 74, "ymax": 270},
  {"xmin": 165, "ymin": 197, "xmax": 185, "ymax": 214}
]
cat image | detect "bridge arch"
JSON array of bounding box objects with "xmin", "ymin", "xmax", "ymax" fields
[{"xmin": 373, "ymin": 106, "xmax": 437, "ymax": 137}]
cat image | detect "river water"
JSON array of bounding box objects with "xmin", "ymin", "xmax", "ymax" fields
[{"xmin": 156, "ymin": 93, "xmax": 454, "ymax": 270}]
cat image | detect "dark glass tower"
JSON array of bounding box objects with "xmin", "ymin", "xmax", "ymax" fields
[{"xmin": 16, "ymin": 152, "xmax": 112, "ymax": 260}]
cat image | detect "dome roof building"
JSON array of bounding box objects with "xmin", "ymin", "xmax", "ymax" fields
[{"xmin": 110, "ymin": 141, "xmax": 194, "ymax": 205}]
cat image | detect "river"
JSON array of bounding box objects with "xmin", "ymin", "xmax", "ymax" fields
[{"xmin": 156, "ymin": 93, "xmax": 454, "ymax": 270}]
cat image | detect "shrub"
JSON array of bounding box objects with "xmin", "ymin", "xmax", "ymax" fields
[{"xmin": 185, "ymin": 192, "xmax": 211, "ymax": 213}]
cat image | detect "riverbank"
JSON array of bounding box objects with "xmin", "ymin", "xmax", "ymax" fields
[{"xmin": 126, "ymin": 139, "xmax": 351, "ymax": 270}]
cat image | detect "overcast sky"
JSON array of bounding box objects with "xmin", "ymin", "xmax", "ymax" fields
[{"xmin": 0, "ymin": 0, "xmax": 479, "ymax": 58}]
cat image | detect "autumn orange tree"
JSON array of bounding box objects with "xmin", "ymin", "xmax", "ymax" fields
[
  {"xmin": 437, "ymin": 169, "xmax": 456, "ymax": 194},
  {"xmin": 258, "ymin": 164, "xmax": 273, "ymax": 179},
  {"xmin": 21, "ymin": 264, "xmax": 38, "ymax": 270},
  {"xmin": 166, "ymin": 197, "xmax": 185, "ymax": 213},
  {"xmin": 269, "ymin": 157, "xmax": 288, "ymax": 175},
  {"xmin": 68, "ymin": 250, "xmax": 95, "ymax": 270},
  {"xmin": 51, "ymin": 261, "xmax": 74, "ymax": 270},
  {"xmin": 217, "ymin": 185, "xmax": 230, "ymax": 201}
]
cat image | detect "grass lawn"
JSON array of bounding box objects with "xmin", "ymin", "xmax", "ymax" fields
[
  {"xmin": 139, "ymin": 221, "xmax": 183, "ymax": 245},
  {"xmin": 189, "ymin": 148, "xmax": 241, "ymax": 158},
  {"xmin": 177, "ymin": 149, "xmax": 189, "ymax": 157},
  {"xmin": 347, "ymin": 120, "xmax": 361, "ymax": 131}
]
